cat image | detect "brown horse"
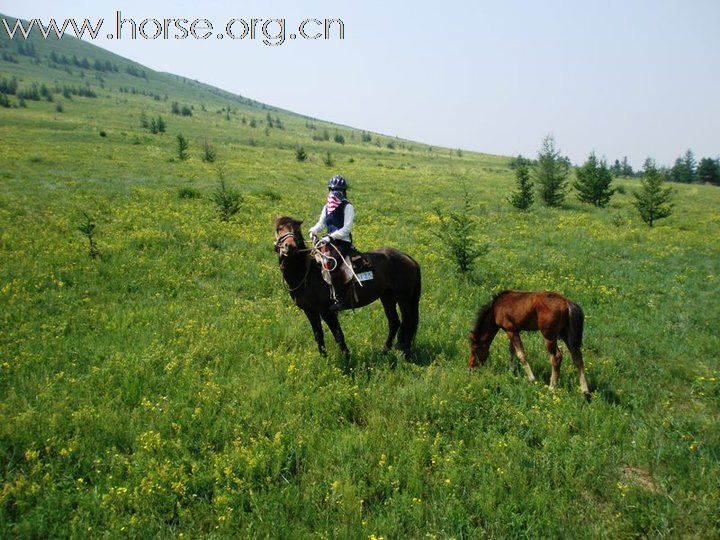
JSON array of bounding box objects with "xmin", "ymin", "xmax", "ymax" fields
[
  {"xmin": 274, "ymin": 216, "xmax": 421, "ymax": 357},
  {"xmin": 469, "ymin": 290, "xmax": 590, "ymax": 395}
]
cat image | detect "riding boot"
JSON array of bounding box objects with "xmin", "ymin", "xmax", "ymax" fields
[{"xmin": 329, "ymin": 271, "xmax": 347, "ymax": 312}]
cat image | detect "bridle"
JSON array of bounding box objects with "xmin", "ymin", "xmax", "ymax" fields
[
  {"xmin": 274, "ymin": 231, "xmax": 296, "ymax": 253},
  {"xmin": 275, "ymin": 229, "xmax": 314, "ymax": 293}
]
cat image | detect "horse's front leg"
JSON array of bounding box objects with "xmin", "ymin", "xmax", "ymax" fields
[
  {"xmin": 508, "ymin": 332, "xmax": 535, "ymax": 383},
  {"xmin": 304, "ymin": 310, "xmax": 326, "ymax": 356},
  {"xmin": 321, "ymin": 311, "xmax": 350, "ymax": 357}
]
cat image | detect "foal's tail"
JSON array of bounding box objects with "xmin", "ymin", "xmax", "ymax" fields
[{"xmin": 566, "ymin": 301, "xmax": 584, "ymax": 350}]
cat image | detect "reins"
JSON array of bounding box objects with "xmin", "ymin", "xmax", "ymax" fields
[{"xmin": 277, "ymin": 231, "xmax": 363, "ymax": 293}]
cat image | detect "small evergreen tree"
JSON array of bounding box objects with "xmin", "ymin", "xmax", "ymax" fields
[
  {"xmin": 177, "ymin": 133, "xmax": 189, "ymax": 160},
  {"xmin": 211, "ymin": 167, "xmax": 242, "ymax": 222},
  {"xmin": 156, "ymin": 116, "xmax": 166, "ymax": 133},
  {"xmin": 535, "ymin": 135, "xmax": 570, "ymax": 206},
  {"xmin": 139, "ymin": 110, "xmax": 148, "ymax": 128},
  {"xmin": 202, "ymin": 138, "xmax": 216, "ymax": 163},
  {"xmin": 323, "ymin": 151, "xmax": 334, "ymax": 167},
  {"xmin": 432, "ymin": 182, "xmax": 487, "ymax": 275},
  {"xmin": 77, "ymin": 211, "xmax": 100, "ymax": 259},
  {"xmin": 508, "ymin": 155, "xmax": 534, "ymax": 210},
  {"xmin": 573, "ymin": 152, "xmax": 615, "ymax": 207},
  {"xmin": 295, "ymin": 147, "xmax": 307, "ymax": 162},
  {"xmin": 634, "ymin": 158, "xmax": 673, "ymax": 227},
  {"xmin": 610, "ymin": 159, "xmax": 623, "ymax": 177}
]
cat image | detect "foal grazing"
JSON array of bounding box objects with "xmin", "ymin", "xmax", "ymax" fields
[{"xmin": 469, "ymin": 290, "xmax": 590, "ymax": 395}]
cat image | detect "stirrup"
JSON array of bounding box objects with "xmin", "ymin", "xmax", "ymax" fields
[{"xmin": 329, "ymin": 300, "xmax": 346, "ymax": 312}]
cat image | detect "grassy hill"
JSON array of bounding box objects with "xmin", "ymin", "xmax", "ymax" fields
[{"xmin": 1, "ymin": 14, "xmax": 719, "ymax": 538}]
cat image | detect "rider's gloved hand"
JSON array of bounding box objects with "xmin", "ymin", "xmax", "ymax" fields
[{"xmin": 319, "ymin": 235, "xmax": 331, "ymax": 246}]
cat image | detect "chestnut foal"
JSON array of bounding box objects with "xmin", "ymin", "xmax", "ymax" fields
[{"xmin": 469, "ymin": 290, "xmax": 590, "ymax": 395}]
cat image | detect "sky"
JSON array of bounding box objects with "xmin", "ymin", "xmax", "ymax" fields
[{"xmin": 2, "ymin": 0, "xmax": 719, "ymax": 167}]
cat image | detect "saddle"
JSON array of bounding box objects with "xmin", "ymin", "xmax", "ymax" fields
[{"xmin": 315, "ymin": 247, "xmax": 374, "ymax": 286}]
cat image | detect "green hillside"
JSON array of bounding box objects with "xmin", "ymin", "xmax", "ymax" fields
[{"xmin": 1, "ymin": 14, "xmax": 719, "ymax": 538}]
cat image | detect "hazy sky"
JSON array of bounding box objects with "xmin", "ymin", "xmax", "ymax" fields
[{"xmin": 3, "ymin": 0, "xmax": 719, "ymax": 166}]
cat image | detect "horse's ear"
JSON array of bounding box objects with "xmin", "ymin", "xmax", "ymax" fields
[{"xmin": 293, "ymin": 219, "xmax": 303, "ymax": 229}]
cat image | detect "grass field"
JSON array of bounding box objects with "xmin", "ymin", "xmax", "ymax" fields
[{"xmin": 1, "ymin": 17, "xmax": 719, "ymax": 538}]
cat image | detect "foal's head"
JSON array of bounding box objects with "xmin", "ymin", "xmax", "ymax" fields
[
  {"xmin": 468, "ymin": 300, "xmax": 496, "ymax": 368},
  {"xmin": 274, "ymin": 216, "xmax": 305, "ymax": 258}
]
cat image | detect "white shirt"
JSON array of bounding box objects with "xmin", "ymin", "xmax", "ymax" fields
[{"xmin": 309, "ymin": 203, "xmax": 355, "ymax": 243}]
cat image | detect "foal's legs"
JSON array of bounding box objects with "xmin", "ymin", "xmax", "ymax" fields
[
  {"xmin": 508, "ymin": 340, "xmax": 519, "ymax": 374},
  {"xmin": 544, "ymin": 338, "xmax": 563, "ymax": 391},
  {"xmin": 320, "ymin": 310, "xmax": 350, "ymax": 356},
  {"xmin": 380, "ymin": 294, "xmax": 401, "ymax": 352},
  {"xmin": 508, "ymin": 332, "xmax": 535, "ymax": 382},
  {"xmin": 568, "ymin": 347, "xmax": 590, "ymax": 395},
  {"xmin": 305, "ymin": 310, "xmax": 326, "ymax": 356}
]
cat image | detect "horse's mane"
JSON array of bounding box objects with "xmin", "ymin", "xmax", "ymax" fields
[{"xmin": 472, "ymin": 290, "xmax": 511, "ymax": 335}]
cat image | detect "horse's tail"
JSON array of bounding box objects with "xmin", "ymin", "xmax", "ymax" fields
[
  {"xmin": 398, "ymin": 259, "xmax": 421, "ymax": 349},
  {"xmin": 566, "ymin": 301, "xmax": 584, "ymax": 351},
  {"xmin": 407, "ymin": 263, "xmax": 421, "ymax": 343}
]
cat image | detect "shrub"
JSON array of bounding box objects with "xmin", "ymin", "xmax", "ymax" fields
[
  {"xmin": 77, "ymin": 211, "xmax": 100, "ymax": 259},
  {"xmin": 296, "ymin": 147, "xmax": 307, "ymax": 162},
  {"xmin": 211, "ymin": 168, "xmax": 242, "ymax": 222},
  {"xmin": 334, "ymin": 133, "xmax": 345, "ymax": 144},
  {"xmin": 178, "ymin": 186, "xmax": 201, "ymax": 199},
  {"xmin": 202, "ymin": 138, "xmax": 216, "ymax": 163},
  {"xmin": 99, "ymin": 130, "xmax": 107, "ymax": 137},
  {"xmin": 323, "ymin": 151, "xmax": 334, "ymax": 167}
]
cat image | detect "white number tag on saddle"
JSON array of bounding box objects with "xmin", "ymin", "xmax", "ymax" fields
[{"xmin": 356, "ymin": 271, "xmax": 374, "ymax": 282}]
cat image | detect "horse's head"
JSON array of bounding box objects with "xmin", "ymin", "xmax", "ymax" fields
[
  {"xmin": 468, "ymin": 331, "xmax": 490, "ymax": 369},
  {"xmin": 274, "ymin": 216, "xmax": 305, "ymax": 258}
]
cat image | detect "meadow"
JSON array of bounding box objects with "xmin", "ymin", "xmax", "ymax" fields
[{"xmin": 1, "ymin": 19, "xmax": 719, "ymax": 538}]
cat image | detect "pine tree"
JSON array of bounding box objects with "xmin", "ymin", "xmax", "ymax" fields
[
  {"xmin": 634, "ymin": 158, "xmax": 673, "ymax": 227},
  {"xmin": 177, "ymin": 133, "xmax": 189, "ymax": 161},
  {"xmin": 621, "ymin": 156, "xmax": 634, "ymax": 177},
  {"xmin": 610, "ymin": 159, "xmax": 623, "ymax": 177},
  {"xmin": 156, "ymin": 116, "xmax": 166, "ymax": 133},
  {"xmin": 697, "ymin": 157, "xmax": 720, "ymax": 185},
  {"xmin": 573, "ymin": 152, "xmax": 615, "ymax": 207},
  {"xmin": 202, "ymin": 138, "xmax": 216, "ymax": 163},
  {"xmin": 508, "ymin": 155, "xmax": 534, "ymax": 210},
  {"xmin": 295, "ymin": 147, "xmax": 307, "ymax": 162},
  {"xmin": 535, "ymin": 135, "xmax": 569, "ymax": 206}
]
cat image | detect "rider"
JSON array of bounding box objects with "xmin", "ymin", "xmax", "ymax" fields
[{"xmin": 309, "ymin": 175, "xmax": 354, "ymax": 312}]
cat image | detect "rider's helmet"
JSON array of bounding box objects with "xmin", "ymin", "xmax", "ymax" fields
[{"xmin": 327, "ymin": 175, "xmax": 348, "ymax": 191}]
